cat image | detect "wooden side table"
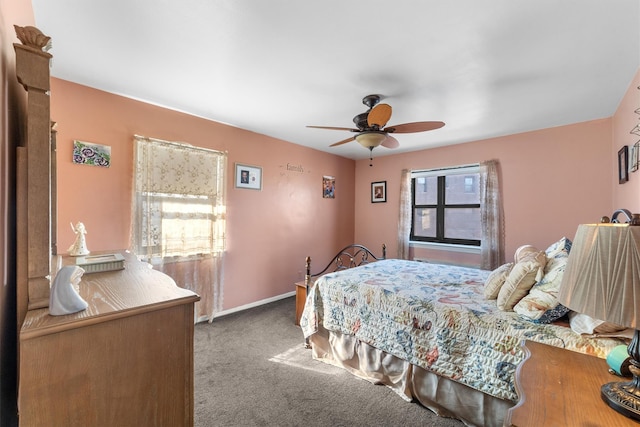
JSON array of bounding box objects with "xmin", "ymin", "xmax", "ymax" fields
[
  {"xmin": 295, "ymin": 280, "xmax": 309, "ymax": 325},
  {"xmin": 505, "ymin": 340, "xmax": 636, "ymax": 426}
]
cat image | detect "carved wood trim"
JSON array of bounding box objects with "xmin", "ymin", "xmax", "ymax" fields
[{"xmin": 16, "ymin": 148, "xmax": 28, "ymax": 327}]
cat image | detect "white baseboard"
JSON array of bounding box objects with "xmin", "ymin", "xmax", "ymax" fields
[{"xmin": 196, "ymin": 290, "xmax": 296, "ymax": 323}]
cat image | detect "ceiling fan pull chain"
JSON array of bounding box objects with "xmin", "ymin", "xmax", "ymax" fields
[{"xmin": 369, "ymin": 147, "xmax": 374, "ymax": 167}]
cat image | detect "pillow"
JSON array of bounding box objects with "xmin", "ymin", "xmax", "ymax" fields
[
  {"xmin": 513, "ymin": 287, "xmax": 570, "ymax": 323},
  {"xmin": 545, "ymin": 236, "xmax": 572, "ymax": 259},
  {"xmin": 484, "ymin": 262, "xmax": 514, "ymax": 300},
  {"xmin": 514, "ymin": 238, "xmax": 572, "ymax": 323},
  {"xmin": 569, "ymin": 312, "xmax": 628, "ymax": 336},
  {"xmin": 497, "ymin": 249, "xmax": 546, "ymax": 311},
  {"xmin": 514, "ymin": 245, "xmax": 539, "ymax": 263}
]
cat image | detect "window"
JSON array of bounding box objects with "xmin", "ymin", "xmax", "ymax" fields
[
  {"xmin": 137, "ymin": 193, "xmax": 224, "ymax": 259},
  {"xmin": 131, "ymin": 137, "xmax": 226, "ymax": 263},
  {"xmin": 411, "ymin": 166, "xmax": 481, "ymax": 246},
  {"xmin": 131, "ymin": 135, "xmax": 227, "ymax": 321},
  {"xmin": 464, "ymin": 176, "xmax": 476, "ymax": 193}
]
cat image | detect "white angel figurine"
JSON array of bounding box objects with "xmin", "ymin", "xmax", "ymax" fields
[
  {"xmin": 49, "ymin": 265, "xmax": 88, "ymax": 316},
  {"xmin": 68, "ymin": 221, "xmax": 90, "ymax": 256}
]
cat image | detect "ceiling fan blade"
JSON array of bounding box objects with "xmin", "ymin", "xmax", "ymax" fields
[
  {"xmin": 381, "ymin": 135, "xmax": 399, "ymax": 149},
  {"xmin": 385, "ymin": 121, "xmax": 445, "ymax": 133},
  {"xmin": 307, "ymin": 125, "xmax": 358, "ymax": 132},
  {"xmin": 367, "ymin": 103, "xmax": 392, "ymax": 128},
  {"xmin": 329, "ymin": 136, "xmax": 356, "ymax": 147}
]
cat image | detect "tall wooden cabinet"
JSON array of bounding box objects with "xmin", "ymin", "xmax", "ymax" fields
[{"xmin": 14, "ymin": 27, "xmax": 200, "ymax": 426}]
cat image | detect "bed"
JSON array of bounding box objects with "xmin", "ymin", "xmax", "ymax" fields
[{"xmin": 299, "ymin": 242, "xmax": 628, "ymax": 427}]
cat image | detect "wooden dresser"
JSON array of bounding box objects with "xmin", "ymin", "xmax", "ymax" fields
[
  {"xmin": 505, "ymin": 340, "xmax": 636, "ymax": 426},
  {"xmin": 18, "ymin": 254, "xmax": 200, "ymax": 427}
]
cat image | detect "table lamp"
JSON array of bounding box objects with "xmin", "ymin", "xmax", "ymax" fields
[{"xmin": 558, "ymin": 210, "xmax": 640, "ymax": 420}]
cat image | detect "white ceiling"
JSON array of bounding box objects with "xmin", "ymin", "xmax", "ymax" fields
[{"xmin": 32, "ymin": 0, "xmax": 640, "ymax": 160}]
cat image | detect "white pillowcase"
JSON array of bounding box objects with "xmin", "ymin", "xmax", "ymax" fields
[{"xmin": 569, "ymin": 312, "xmax": 629, "ymax": 336}]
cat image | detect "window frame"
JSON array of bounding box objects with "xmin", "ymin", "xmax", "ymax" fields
[{"xmin": 410, "ymin": 166, "xmax": 481, "ymax": 247}]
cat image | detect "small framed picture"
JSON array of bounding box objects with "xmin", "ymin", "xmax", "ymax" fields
[
  {"xmin": 618, "ymin": 146, "xmax": 629, "ymax": 184},
  {"xmin": 322, "ymin": 176, "xmax": 335, "ymax": 199},
  {"xmin": 73, "ymin": 140, "xmax": 111, "ymax": 168},
  {"xmin": 630, "ymin": 142, "xmax": 639, "ymax": 173},
  {"xmin": 235, "ymin": 163, "xmax": 262, "ymax": 190},
  {"xmin": 371, "ymin": 181, "xmax": 387, "ymax": 203}
]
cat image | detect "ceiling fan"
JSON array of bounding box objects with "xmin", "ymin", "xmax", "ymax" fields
[{"xmin": 307, "ymin": 94, "xmax": 445, "ymax": 162}]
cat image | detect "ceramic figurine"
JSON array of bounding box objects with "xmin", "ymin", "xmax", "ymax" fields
[
  {"xmin": 68, "ymin": 221, "xmax": 90, "ymax": 256},
  {"xmin": 49, "ymin": 265, "xmax": 88, "ymax": 316}
]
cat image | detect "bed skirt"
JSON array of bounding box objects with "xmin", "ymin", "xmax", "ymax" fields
[{"xmin": 308, "ymin": 325, "xmax": 513, "ymax": 427}]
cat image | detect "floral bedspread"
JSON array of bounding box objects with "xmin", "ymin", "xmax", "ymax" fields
[{"xmin": 300, "ymin": 259, "xmax": 624, "ymax": 402}]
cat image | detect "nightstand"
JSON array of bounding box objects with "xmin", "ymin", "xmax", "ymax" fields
[
  {"xmin": 505, "ymin": 340, "xmax": 636, "ymax": 426},
  {"xmin": 295, "ymin": 280, "xmax": 315, "ymax": 325}
]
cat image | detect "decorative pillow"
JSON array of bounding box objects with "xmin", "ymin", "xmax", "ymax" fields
[
  {"xmin": 531, "ymin": 303, "xmax": 570, "ymax": 324},
  {"xmin": 484, "ymin": 262, "xmax": 514, "ymax": 300},
  {"xmin": 514, "ymin": 238, "xmax": 573, "ymax": 323},
  {"xmin": 514, "ymin": 245, "xmax": 539, "ymax": 263},
  {"xmin": 497, "ymin": 250, "xmax": 546, "ymax": 311},
  {"xmin": 543, "ymin": 237, "xmax": 572, "ymax": 274},
  {"xmin": 513, "ymin": 286, "xmax": 571, "ymax": 323}
]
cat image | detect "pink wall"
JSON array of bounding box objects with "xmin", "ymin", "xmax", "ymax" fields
[
  {"xmin": 49, "ymin": 68, "xmax": 640, "ymax": 307},
  {"xmin": 354, "ymin": 119, "xmax": 614, "ymax": 265},
  {"xmin": 612, "ymin": 68, "xmax": 640, "ymax": 212},
  {"xmin": 51, "ymin": 78, "xmax": 355, "ymax": 310}
]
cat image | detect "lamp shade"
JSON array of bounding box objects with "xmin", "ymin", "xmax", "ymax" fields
[
  {"xmin": 558, "ymin": 223, "xmax": 640, "ymax": 329},
  {"xmin": 355, "ymin": 131, "xmax": 387, "ymax": 148}
]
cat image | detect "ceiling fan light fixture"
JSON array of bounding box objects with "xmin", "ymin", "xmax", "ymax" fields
[
  {"xmin": 307, "ymin": 94, "xmax": 445, "ymax": 153},
  {"xmin": 355, "ymin": 131, "xmax": 387, "ymax": 148}
]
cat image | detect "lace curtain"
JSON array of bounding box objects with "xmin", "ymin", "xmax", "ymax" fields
[
  {"xmin": 131, "ymin": 135, "xmax": 227, "ymax": 322},
  {"xmin": 397, "ymin": 162, "xmax": 504, "ymax": 269},
  {"xmin": 397, "ymin": 169, "xmax": 412, "ymax": 259},
  {"xmin": 479, "ymin": 159, "xmax": 504, "ymax": 270}
]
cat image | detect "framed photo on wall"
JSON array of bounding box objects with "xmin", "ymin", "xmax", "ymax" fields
[
  {"xmin": 630, "ymin": 142, "xmax": 639, "ymax": 173},
  {"xmin": 371, "ymin": 181, "xmax": 387, "ymax": 203},
  {"xmin": 618, "ymin": 146, "xmax": 629, "ymax": 184},
  {"xmin": 235, "ymin": 163, "xmax": 262, "ymax": 190},
  {"xmin": 322, "ymin": 176, "xmax": 335, "ymax": 198}
]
